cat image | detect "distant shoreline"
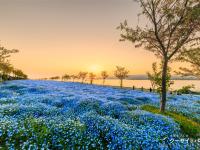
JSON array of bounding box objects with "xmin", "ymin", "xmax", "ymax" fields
[
  {"xmin": 105, "ymin": 78, "xmax": 200, "ymax": 81},
  {"xmin": 36, "ymin": 79, "xmax": 200, "ymax": 94}
]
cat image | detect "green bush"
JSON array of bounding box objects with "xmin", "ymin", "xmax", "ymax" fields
[{"xmin": 177, "ymin": 85, "xmax": 195, "ymax": 94}]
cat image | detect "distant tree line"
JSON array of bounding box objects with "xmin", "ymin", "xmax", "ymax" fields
[
  {"xmin": 0, "ymin": 44, "xmax": 27, "ymax": 82},
  {"xmin": 49, "ymin": 66, "xmax": 129, "ymax": 88}
]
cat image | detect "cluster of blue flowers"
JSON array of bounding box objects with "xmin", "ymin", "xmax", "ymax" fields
[{"xmin": 0, "ymin": 80, "xmax": 199, "ymax": 149}]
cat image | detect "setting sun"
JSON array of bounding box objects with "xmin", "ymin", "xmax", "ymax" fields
[{"xmin": 88, "ymin": 65, "xmax": 103, "ymax": 73}]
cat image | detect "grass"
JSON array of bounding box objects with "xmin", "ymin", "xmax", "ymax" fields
[{"xmin": 141, "ymin": 105, "xmax": 200, "ymax": 138}]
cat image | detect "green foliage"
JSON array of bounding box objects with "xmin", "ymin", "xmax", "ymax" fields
[
  {"xmin": 141, "ymin": 105, "xmax": 200, "ymax": 138},
  {"xmin": 177, "ymin": 85, "xmax": 195, "ymax": 94},
  {"xmin": 147, "ymin": 62, "xmax": 174, "ymax": 93}
]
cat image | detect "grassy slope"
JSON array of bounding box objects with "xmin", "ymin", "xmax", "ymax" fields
[{"xmin": 141, "ymin": 105, "xmax": 200, "ymax": 138}]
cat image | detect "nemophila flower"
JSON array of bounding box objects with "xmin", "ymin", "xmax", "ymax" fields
[{"xmin": 0, "ymin": 80, "xmax": 198, "ymax": 149}]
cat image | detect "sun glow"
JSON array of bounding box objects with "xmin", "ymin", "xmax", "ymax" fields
[{"xmin": 88, "ymin": 65, "xmax": 103, "ymax": 73}]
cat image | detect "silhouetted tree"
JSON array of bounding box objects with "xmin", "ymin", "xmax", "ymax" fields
[
  {"xmin": 0, "ymin": 44, "xmax": 19, "ymax": 81},
  {"xmin": 101, "ymin": 71, "xmax": 109, "ymax": 85},
  {"xmin": 50, "ymin": 76, "xmax": 60, "ymax": 80},
  {"xmin": 89, "ymin": 72, "xmax": 96, "ymax": 84},
  {"xmin": 78, "ymin": 72, "xmax": 88, "ymax": 83},
  {"xmin": 12, "ymin": 69, "xmax": 28, "ymax": 79},
  {"xmin": 71, "ymin": 75, "xmax": 78, "ymax": 82},
  {"xmin": 62, "ymin": 74, "xmax": 71, "ymax": 81},
  {"xmin": 176, "ymin": 48, "xmax": 200, "ymax": 79},
  {"xmin": 0, "ymin": 45, "xmax": 18, "ymax": 62},
  {"xmin": 118, "ymin": 0, "xmax": 200, "ymax": 112},
  {"xmin": 114, "ymin": 66, "xmax": 129, "ymax": 88},
  {"xmin": 0, "ymin": 61, "xmax": 13, "ymax": 80}
]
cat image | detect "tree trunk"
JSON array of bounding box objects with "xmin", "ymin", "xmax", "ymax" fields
[
  {"xmin": 103, "ymin": 79, "xmax": 105, "ymax": 85},
  {"xmin": 120, "ymin": 79, "xmax": 123, "ymax": 88},
  {"xmin": 160, "ymin": 59, "xmax": 168, "ymax": 113}
]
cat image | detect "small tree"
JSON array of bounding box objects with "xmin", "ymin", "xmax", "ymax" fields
[
  {"xmin": 78, "ymin": 72, "xmax": 88, "ymax": 83},
  {"xmin": 50, "ymin": 76, "xmax": 60, "ymax": 80},
  {"xmin": 62, "ymin": 74, "xmax": 71, "ymax": 81},
  {"xmin": 118, "ymin": 0, "xmax": 200, "ymax": 112},
  {"xmin": 89, "ymin": 72, "xmax": 96, "ymax": 84},
  {"xmin": 71, "ymin": 75, "xmax": 78, "ymax": 82},
  {"xmin": 147, "ymin": 63, "xmax": 159, "ymax": 91},
  {"xmin": 147, "ymin": 62, "xmax": 174, "ymax": 93},
  {"xmin": 101, "ymin": 71, "xmax": 109, "ymax": 85},
  {"xmin": 114, "ymin": 66, "xmax": 129, "ymax": 88}
]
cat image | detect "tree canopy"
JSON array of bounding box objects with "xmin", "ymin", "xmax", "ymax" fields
[
  {"xmin": 114, "ymin": 66, "xmax": 129, "ymax": 88},
  {"xmin": 176, "ymin": 48, "xmax": 200, "ymax": 78},
  {"xmin": 118, "ymin": 0, "xmax": 200, "ymax": 112},
  {"xmin": 0, "ymin": 44, "xmax": 27, "ymax": 81}
]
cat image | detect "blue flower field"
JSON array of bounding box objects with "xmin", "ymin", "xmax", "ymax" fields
[{"xmin": 0, "ymin": 80, "xmax": 199, "ymax": 149}]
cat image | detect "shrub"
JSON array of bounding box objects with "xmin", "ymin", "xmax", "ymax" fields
[{"xmin": 177, "ymin": 85, "xmax": 195, "ymax": 94}]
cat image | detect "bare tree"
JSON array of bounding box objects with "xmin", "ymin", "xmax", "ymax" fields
[
  {"xmin": 101, "ymin": 71, "xmax": 109, "ymax": 85},
  {"xmin": 89, "ymin": 72, "xmax": 96, "ymax": 84},
  {"xmin": 78, "ymin": 72, "xmax": 88, "ymax": 83},
  {"xmin": 118, "ymin": 0, "xmax": 200, "ymax": 112},
  {"xmin": 114, "ymin": 66, "xmax": 129, "ymax": 88}
]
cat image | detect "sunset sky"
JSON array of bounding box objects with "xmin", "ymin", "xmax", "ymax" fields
[{"xmin": 0, "ymin": 0, "xmax": 186, "ymax": 78}]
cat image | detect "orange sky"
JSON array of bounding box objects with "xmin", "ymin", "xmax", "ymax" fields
[{"xmin": 0, "ymin": 0, "xmax": 187, "ymax": 78}]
